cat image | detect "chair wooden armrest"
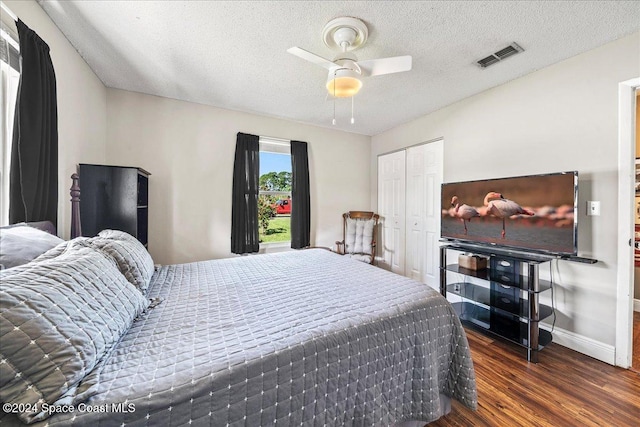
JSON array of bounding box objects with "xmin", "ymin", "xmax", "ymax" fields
[{"xmin": 335, "ymin": 240, "xmax": 345, "ymax": 255}]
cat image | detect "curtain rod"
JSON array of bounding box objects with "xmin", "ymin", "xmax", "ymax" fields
[{"xmin": 1, "ymin": 2, "xmax": 18, "ymax": 22}]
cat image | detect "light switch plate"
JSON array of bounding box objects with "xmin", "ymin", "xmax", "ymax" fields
[{"xmin": 587, "ymin": 201, "xmax": 600, "ymax": 216}]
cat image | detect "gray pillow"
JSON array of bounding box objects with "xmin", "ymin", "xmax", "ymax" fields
[
  {"xmin": 0, "ymin": 241, "xmax": 149, "ymax": 424},
  {"xmin": 97, "ymin": 229, "xmax": 141, "ymax": 244},
  {"xmin": 90, "ymin": 230, "xmax": 155, "ymax": 293},
  {"xmin": 31, "ymin": 231, "xmax": 155, "ymax": 294},
  {"xmin": 0, "ymin": 224, "xmax": 64, "ymax": 269}
]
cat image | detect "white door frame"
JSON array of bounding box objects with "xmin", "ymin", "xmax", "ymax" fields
[{"xmin": 616, "ymin": 77, "xmax": 639, "ymax": 368}]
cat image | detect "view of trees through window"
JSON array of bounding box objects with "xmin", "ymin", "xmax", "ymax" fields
[{"xmin": 258, "ymin": 152, "xmax": 292, "ymax": 244}]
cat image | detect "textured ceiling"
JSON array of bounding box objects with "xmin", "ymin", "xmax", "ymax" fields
[{"xmin": 38, "ymin": 1, "xmax": 640, "ymax": 136}]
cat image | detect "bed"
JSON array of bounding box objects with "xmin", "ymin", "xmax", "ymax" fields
[{"xmin": 0, "ymin": 178, "xmax": 477, "ymax": 426}]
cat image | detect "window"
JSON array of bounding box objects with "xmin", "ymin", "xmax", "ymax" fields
[
  {"xmin": 0, "ymin": 20, "xmax": 20, "ymax": 226},
  {"xmin": 258, "ymin": 137, "xmax": 291, "ymax": 244}
]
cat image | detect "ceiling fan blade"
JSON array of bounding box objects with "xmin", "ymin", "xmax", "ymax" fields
[
  {"xmin": 287, "ymin": 47, "xmax": 337, "ymax": 71},
  {"xmin": 357, "ymin": 55, "xmax": 412, "ymax": 77}
]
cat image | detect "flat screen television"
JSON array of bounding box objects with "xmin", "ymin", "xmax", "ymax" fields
[{"xmin": 441, "ymin": 171, "xmax": 578, "ymax": 256}]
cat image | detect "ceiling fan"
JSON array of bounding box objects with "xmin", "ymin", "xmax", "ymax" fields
[{"xmin": 287, "ymin": 17, "xmax": 412, "ymax": 100}]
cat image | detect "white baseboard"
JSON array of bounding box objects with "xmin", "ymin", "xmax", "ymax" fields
[
  {"xmin": 539, "ymin": 324, "xmax": 615, "ymax": 365},
  {"xmin": 634, "ymin": 298, "xmax": 640, "ymax": 312}
]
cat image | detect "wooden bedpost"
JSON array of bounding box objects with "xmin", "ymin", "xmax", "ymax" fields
[{"xmin": 70, "ymin": 173, "xmax": 81, "ymax": 238}]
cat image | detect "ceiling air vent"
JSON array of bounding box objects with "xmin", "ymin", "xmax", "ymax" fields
[{"xmin": 476, "ymin": 42, "xmax": 524, "ymax": 68}]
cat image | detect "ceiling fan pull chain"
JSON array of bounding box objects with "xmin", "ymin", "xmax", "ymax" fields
[
  {"xmin": 351, "ymin": 96, "xmax": 355, "ymax": 124},
  {"xmin": 332, "ymin": 70, "xmax": 337, "ymax": 125}
]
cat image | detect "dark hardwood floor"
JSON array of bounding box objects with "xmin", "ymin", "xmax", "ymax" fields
[{"xmin": 431, "ymin": 327, "xmax": 640, "ymax": 427}]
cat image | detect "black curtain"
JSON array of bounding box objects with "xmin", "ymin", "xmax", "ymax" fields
[
  {"xmin": 231, "ymin": 132, "xmax": 260, "ymax": 254},
  {"xmin": 290, "ymin": 140, "xmax": 310, "ymax": 249},
  {"xmin": 9, "ymin": 19, "xmax": 58, "ymax": 225}
]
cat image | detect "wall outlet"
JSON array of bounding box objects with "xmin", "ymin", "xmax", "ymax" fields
[{"xmin": 587, "ymin": 201, "xmax": 600, "ymax": 216}]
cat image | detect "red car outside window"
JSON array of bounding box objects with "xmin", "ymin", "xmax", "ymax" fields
[{"xmin": 275, "ymin": 198, "xmax": 291, "ymax": 215}]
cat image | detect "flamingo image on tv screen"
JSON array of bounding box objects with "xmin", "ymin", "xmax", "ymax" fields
[{"xmin": 441, "ymin": 171, "xmax": 578, "ymax": 256}]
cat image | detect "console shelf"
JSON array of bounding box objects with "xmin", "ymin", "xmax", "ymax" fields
[
  {"xmin": 445, "ymin": 264, "xmax": 553, "ymax": 291},
  {"xmin": 446, "ymin": 283, "xmax": 553, "ymax": 319},
  {"xmin": 440, "ymin": 244, "xmax": 554, "ymax": 362},
  {"xmin": 451, "ymin": 302, "xmax": 553, "ymax": 350}
]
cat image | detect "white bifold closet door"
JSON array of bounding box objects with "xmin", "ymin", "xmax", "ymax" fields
[
  {"xmin": 377, "ymin": 150, "xmax": 406, "ymax": 274},
  {"xmin": 377, "ymin": 140, "xmax": 443, "ymax": 290}
]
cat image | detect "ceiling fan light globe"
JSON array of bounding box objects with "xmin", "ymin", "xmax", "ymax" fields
[
  {"xmin": 326, "ymin": 68, "xmax": 362, "ymax": 98},
  {"xmin": 326, "ymin": 76, "xmax": 362, "ymax": 97}
]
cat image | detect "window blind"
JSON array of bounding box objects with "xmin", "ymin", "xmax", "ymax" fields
[{"xmin": 0, "ymin": 21, "xmax": 19, "ymax": 72}]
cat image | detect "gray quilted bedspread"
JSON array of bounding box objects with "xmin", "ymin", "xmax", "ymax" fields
[{"xmin": 13, "ymin": 249, "xmax": 476, "ymax": 426}]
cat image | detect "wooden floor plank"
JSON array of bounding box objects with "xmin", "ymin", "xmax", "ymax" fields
[{"xmin": 430, "ymin": 328, "xmax": 640, "ymax": 427}]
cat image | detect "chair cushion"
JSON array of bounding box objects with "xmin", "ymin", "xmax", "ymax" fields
[{"xmin": 345, "ymin": 217, "xmax": 375, "ymax": 255}]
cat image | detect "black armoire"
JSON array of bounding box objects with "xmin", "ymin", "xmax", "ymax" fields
[{"xmin": 79, "ymin": 164, "xmax": 150, "ymax": 247}]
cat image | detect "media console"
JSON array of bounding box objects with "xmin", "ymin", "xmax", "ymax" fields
[{"xmin": 439, "ymin": 243, "xmax": 557, "ymax": 362}]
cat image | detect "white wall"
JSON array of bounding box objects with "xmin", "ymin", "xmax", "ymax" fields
[
  {"xmin": 4, "ymin": 0, "xmax": 107, "ymax": 239},
  {"xmin": 106, "ymin": 89, "xmax": 370, "ymax": 265},
  {"xmin": 371, "ymin": 32, "xmax": 640, "ymax": 359}
]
